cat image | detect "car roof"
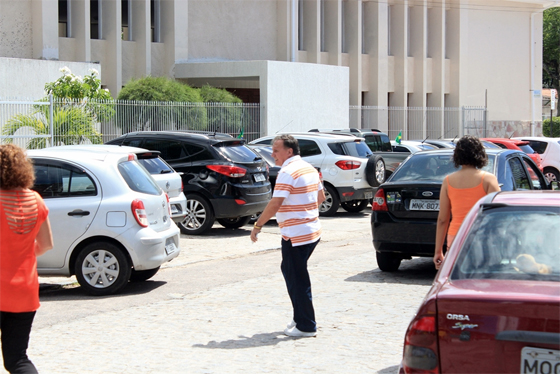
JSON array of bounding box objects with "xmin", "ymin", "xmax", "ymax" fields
[
  {"xmin": 252, "ymin": 133, "xmax": 366, "ymax": 142},
  {"xmin": 482, "ymin": 137, "xmax": 529, "ymax": 146},
  {"xmin": 47, "ymin": 144, "xmax": 159, "ymax": 156},
  {"xmin": 111, "ymin": 130, "xmax": 235, "ymax": 143},
  {"xmin": 488, "ymin": 190, "xmax": 560, "ymax": 207},
  {"xmin": 27, "ymin": 146, "xmax": 136, "ymax": 162},
  {"xmin": 513, "ymin": 136, "xmax": 560, "ymax": 142}
]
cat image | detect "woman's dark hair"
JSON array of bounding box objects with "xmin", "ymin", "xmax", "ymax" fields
[
  {"xmin": 0, "ymin": 144, "xmax": 35, "ymax": 190},
  {"xmin": 273, "ymin": 134, "xmax": 300, "ymax": 156},
  {"xmin": 453, "ymin": 135, "xmax": 488, "ymax": 168}
]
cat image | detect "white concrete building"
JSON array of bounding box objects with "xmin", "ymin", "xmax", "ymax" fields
[{"xmin": 0, "ymin": 0, "xmax": 557, "ymax": 136}]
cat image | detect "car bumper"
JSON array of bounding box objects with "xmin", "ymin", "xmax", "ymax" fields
[
  {"xmin": 336, "ymin": 186, "xmax": 375, "ymax": 202},
  {"xmin": 126, "ymin": 223, "xmax": 181, "ymax": 270},
  {"xmin": 211, "ymin": 197, "xmax": 270, "ymax": 219},
  {"xmin": 170, "ymin": 193, "xmax": 187, "ymax": 223}
]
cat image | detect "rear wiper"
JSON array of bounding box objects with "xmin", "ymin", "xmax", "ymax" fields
[{"xmin": 160, "ymin": 170, "xmax": 172, "ymax": 174}]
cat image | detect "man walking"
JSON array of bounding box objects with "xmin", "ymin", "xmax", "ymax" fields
[{"xmin": 250, "ymin": 135, "xmax": 325, "ymax": 337}]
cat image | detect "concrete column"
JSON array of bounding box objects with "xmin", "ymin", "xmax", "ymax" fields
[
  {"xmin": 131, "ymin": 0, "xmax": 151, "ymax": 77},
  {"xmin": 71, "ymin": 0, "xmax": 91, "ymax": 61},
  {"xmin": 303, "ymin": 0, "xmax": 321, "ymax": 63},
  {"xmin": 102, "ymin": 0, "xmax": 122, "ymax": 95},
  {"xmin": 346, "ymin": 0, "xmax": 362, "ymax": 112},
  {"xmin": 32, "ymin": 0, "xmax": 59, "ymax": 60},
  {"xmin": 277, "ymin": 0, "xmax": 291, "ymax": 61},
  {"xmin": 428, "ymin": 2, "xmax": 446, "ymax": 136},
  {"xmin": 325, "ymin": 0, "xmax": 342, "ymax": 66},
  {"xmin": 409, "ymin": 2, "xmax": 427, "ymax": 138},
  {"xmin": 391, "ymin": 0, "xmax": 409, "ymax": 137},
  {"xmin": 161, "ymin": 0, "xmax": 189, "ymax": 78}
]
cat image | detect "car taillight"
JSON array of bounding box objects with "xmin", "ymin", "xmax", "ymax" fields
[
  {"xmin": 402, "ymin": 300, "xmax": 439, "ymax": 374},
  {"xmin": 165, "ymin": 193, "xmax": 171, "ymax": 216},
  {"xmin": 335, "ymin": 160, "xmax": 362, "ymax": 170},
  {"xmin": 207, "ymin": 165, "xmax": 247, "ymax": 177},
  {"xmin": 180, "ymin": 180, "xmax": 183, "ymax": 193},
  {"xmin": 131, "ymin": 199, "xmax": 148, "ymax": 227},
  {"xmin": 372, "ymin": 188, "xmax": 388, "ymax": 212}
]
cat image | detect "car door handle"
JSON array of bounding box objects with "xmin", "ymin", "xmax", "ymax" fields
[{"xmin": 67, "ymin": 210, "xmax": 90, "ymax": 217}]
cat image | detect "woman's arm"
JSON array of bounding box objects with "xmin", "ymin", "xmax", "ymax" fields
[
  {"xmin": 434, "ymin": 180, "xmax": 451, "ymax": 269},
  {"xmin": 484, "ymin": 173, "xmax": 501, "ymax": 194},
  {"xmin": 35, "ymin": 217, "xmax": 53, "ymax": 256}
]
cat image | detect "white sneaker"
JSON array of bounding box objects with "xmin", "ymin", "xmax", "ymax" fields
[
  {"xmin": 286, "ymin": 320, "xmax": 296, "ymax": 329},
  {"xmin": 283, "ymin": 326, "xmax": 317, "ymax": 337}
]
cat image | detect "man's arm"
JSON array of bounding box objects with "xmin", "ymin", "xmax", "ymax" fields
[{"xmin": 250, "ymin": 197, "xmax": 285, "ymax": 242}]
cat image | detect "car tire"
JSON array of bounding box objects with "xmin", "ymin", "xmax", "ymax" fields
[
  {"xmin": 341, "ymin": 199, "xmax": 369, "ymax": 213},
  {"xmin": 179, "ymin": 194, "xmax": 215, "ymax": 235},
  {"xmin": 366, "ymin": 156, "xmax": 386, "ymax": 187},
  {"xmin": 376, "ymin": 252, "xmax": 402, "ymax": 272},
  {"xmin": 74, "ymin": 242, "xmax": 131, "ymax": 296},
  {"xmin": 543, "ymin": 167, "xmax": 559, "ymax": 183},
  {"xmin": 217, "ymin": 216, "xmax": 252, "ymax": 229},
  {"xmin": 319, "ymin": 184, "xmax": 340, "ymax": 217},
  {"xmin": 129, "ymin": 266, "xmax": 160, "ymax": 282}
]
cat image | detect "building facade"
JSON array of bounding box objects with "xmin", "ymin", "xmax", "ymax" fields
[{"xmin": 1, "ymin": 0, "xmax": 557, "ymax": 136}]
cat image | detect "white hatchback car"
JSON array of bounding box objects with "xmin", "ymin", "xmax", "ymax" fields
[
  {"xmin": 27, "ymin": 146, "xmax": 181, "ymax": 296},
  {"xmin": 513, "ymin": 136, "xmax": 560, "ymax": 182}
]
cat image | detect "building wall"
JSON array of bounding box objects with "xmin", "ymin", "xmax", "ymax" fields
[{"xmin": 0, "ymin": 0, "xmax": 33, "ymax": 58}]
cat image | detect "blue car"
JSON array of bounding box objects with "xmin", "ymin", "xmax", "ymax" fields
[{"xmin": 371, "ymin": 148, "xmax": 552, "ymax": 271}]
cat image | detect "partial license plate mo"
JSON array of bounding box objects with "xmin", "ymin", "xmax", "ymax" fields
[
  {"xmin": 520, "ymin": 347, "xmax": 560, "ymax": 374},
  {"xmin": 254, "ymin": 173, "xmax": 266, "ymax": 182},
  {"xmin": 165, "ymin": 238, "xmax": 176, "ymax": 255},
  {"xmin": 409, "ymin": 199, "xmax": 439, "ymax": 211}
]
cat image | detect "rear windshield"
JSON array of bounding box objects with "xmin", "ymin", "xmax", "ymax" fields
[
  {"xmin": 138, "ymin": 157, "xmax": 173, "ymax": 174},
  {"xmin": 216, "ymin": 144, "xmax": 260, "ymax": 163},
  {"xmin": 328, "ymin": 141, "xmax": 373, "ymax": 158},
  {"xmin": 518, "ymin": 144, "xmax": 536, "ymax": 154},
  {"xmin": 390, "ymin": 154, "xmax": 496, "ymax": 182},
  {"xmin": 118, "ymin": 161, "xmax": 162, "ymax": 195},
  {"xmin": 451, "ymin": 206, "xmax": 560, "ymax": 282}
]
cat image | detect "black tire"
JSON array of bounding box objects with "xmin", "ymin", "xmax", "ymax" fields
[
  {"xmin": 366, "ymin": 156, "xmax": 386, "ymax": 187},
  {"xmin": 129, "ymin": 266, "xmax": 160, "ymax": 282},
  {"xmin": 179, "ymin": 194, "xmax": 215, "ymax": 235},
  {"xmin": 544, "ymin": 167, "xmax": 559, "ymax": 183},
  {"xmin": 74, "ymin": 242, "xmax": 131, "ymax": 296},
  {"xmin": 217, "ymin": 216, "xmax": 252, "ymax": 228},
  {"xmin": 319, "ymin": 184, "xmax": 340, "ymax": 216},
  {"xmin": 376, "ymin": 252, "xmax": 402, "ymax": 272},
  {"xmin": 341, "ymin": 199, "xmax": 369, "ymax": 213}
]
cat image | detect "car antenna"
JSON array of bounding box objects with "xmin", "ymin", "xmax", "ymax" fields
[
  {"xmin": 119, "ymin": 132, "xmax": 129, "ymax": 147},
  {"xmin": 422, "ymin": 136, "xmax": 429, "ymax": 143},
  {"xmin": 275, "ymin": 119, "xmax": 294, "ymax": 134},
  {"xmin": 451, "ymin": 135, "xmax": 458, "ymax": 143}
]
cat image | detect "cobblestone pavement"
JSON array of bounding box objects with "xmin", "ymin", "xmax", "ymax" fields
[{"xmin": 5, "ymin": 212, "xmax": 437, "ymax": 374}]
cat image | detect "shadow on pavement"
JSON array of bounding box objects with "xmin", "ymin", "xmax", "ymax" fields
[
  {"xmin": 345, "ymin": 258, "xmax": 437, "ymax": 286},
  {"xmin": 193, "ymin": 331, "xmax": 298, "ymax": 349},
  {"xmin": 378, "ymin": 364, "xmax": 400, "ymax": 374},
  {"xmin": 39, "ymin": 280, "xmax": 167, "ymax": 301}
]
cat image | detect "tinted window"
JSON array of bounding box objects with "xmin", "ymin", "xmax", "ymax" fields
[
  {"xmin": 508, "ymin": 157, "xmax": 531, "ymax": 190},
  {"xmin": 217, "ymin": 144, "xmax": 259, "ymax": 162},
  {"xmin": 518, "ymin": 144, "xmax": 536, "ymax": 154},
  {"xmin": 118, "ymin": 161, "xmax": 161, "ymax": 195},
  {"xmin": 379, "ymin": 134, "xmax": 392, "ymax": 151},
  {"xmin": 522, "ymin": 158, "xmax": 545, "ymax": 190},
  {"xmin": 364, "ymin": 135, "xmax": 390, "ymax": 152},
  {"xmin": 343, "ymin": 141, "xmax": 373, "ymax": 158},
  {"xmin": 451, "ymin": 207, "xmax": 560, "ymax": 281},
  {"xmin": 143, "ymin": 140, "xmax": 187, "ymax": 160},
  {"xmin": 184, "ymin": 143, "xmax": 213, "ymax": 162},
  {"xmin": 138, "ymin": 157, "xmax": 173, "ymax": 174},
  {"xmin": 32, "ymin": 164, "xmax": 97, "ymax": 198},
  {"xmin": 299, "ymin": 140, "xmax": 321, "ymax": 157},
  {"xmin": 393, "ymin": 146, "xmax": 411, "ymax": 153},
  {"xmin": 526, "ymin": 140, "xmax": 548, "ymax": 154},
  {"xmin": 494, "ymin": 142, "xmax": 508, "ymax": 149}
]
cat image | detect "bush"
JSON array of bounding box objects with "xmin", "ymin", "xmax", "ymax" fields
[{"xmin": 543, "ymin": 117, "xmax": 560, "ymax": 137}]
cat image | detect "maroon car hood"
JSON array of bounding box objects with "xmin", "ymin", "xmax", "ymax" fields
[{"xmin": 436, "ymin": 280, "xmax": 560, "ymax": 374}]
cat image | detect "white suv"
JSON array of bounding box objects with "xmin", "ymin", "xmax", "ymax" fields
[
  {"xmin": 28, "ymin": 146, "xmax": 181, "ymax": 296},
  {"xmin": 250, "ymin": 133, "xmax": 376, "ymax": 215}
]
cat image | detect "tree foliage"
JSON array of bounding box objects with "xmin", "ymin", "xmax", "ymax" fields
[
  {"xmin": 199, "ymin": 84, "xmax": 242, "ymax": 104},
  {"xmin": 118, "ymin": 76, "xmax": 203, "ymax": 103},
  {"xmin": 543, "ymin": 8, "xmax": 560, "ymax": 92}
]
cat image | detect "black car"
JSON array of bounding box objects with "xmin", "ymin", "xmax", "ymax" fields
[
  {"xmin": 106, "ymin": 131, "xmax": 272, "ymax": 235},
  {"xmin": 371, "ymin": 148, "xmax": 551, "ymax": 271}
]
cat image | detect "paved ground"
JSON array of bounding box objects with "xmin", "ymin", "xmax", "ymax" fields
[{"xmin": 4, "ymin": 211, "xmax": 437, "ymax": 374}]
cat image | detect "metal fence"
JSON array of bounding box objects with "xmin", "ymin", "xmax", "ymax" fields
[
  {"xmin": 350, "ymin": 105, "xmax": 486, "ymax": 140},
  {"xmin": 0, "ymin": 97, "xmax": 261, "ymax": 149}
]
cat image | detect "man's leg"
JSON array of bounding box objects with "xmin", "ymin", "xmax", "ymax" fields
[
  {"xmin": 280, "ymin": 239, "xmax": 319, "ymax": 333},
  {"xmin": 0, "ymin": 311, "xmax": 38, "ymax": 374}
]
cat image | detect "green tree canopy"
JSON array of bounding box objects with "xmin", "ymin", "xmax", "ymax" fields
[
  {"xmin": 199, "ymin": 84, "xmax": 242, "ymax": 103},
  {"xmin": 543, "ymin": 8, "xmax": 560, "ymax": 92},
  {"xmin": 117, "ymin": 76, "xmax": 203, "ymax": 102}
]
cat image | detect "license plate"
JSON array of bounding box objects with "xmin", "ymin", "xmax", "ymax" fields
[
  {"xmin": 364, "ymin": 191, "xmax": 373, "ymax": 199},
  {"xmin": 409, "ymin": 199, "xmax": 439, "ymax": 211},
  {"xmin": 254, "ymin": 173, "xmax": 266, "ymax": 182},
  {"xmin": 165, "ymin": 238, "xmax": 176, "ymax": 256},
  {"xmin": 520, "ymin": 347, "xmax": 560, "ymax": 374}
]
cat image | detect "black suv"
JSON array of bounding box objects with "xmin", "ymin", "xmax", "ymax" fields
[{"xmin": 106, "ymin": 131, "xmax": 272, "ymax": 235}]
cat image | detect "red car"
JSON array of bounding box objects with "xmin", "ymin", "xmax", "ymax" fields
[
  {"xmin": 483, "ymin": 138, "xmax": 543, "ymax": 170},
  {"xmin": 400, "ymin": 191, "xmax": 560, "ymax": 374}
]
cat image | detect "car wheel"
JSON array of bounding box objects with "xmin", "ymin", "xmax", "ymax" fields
[
  {"xmin": 544, "ymin": 167, "xmax": 559, "ymax": 183},
  {"xmin": 129, "ymin": 266, "xmax": 160, "ymax": 282},
  {"xmin": 376, "ymin": 252, "xmax": 402, "ymax": 272},
  {"xmin": 366, "ymin": 156, "xmax": 386, "ymax": 187},
  {"xmin": 341, "ymin": 199, "xmax": 369, "ymax": 213},
  {"xmin": 74, "ymin": 242, "xmax": 131, "ymax": 296},
  {"xmin": 179, "ymin": 194, "xmax": 215, "ymax": 235},
  {"xmin": 319, "ymin": 184, "xmax": 340, "ymax": 217},
  {"xmin": 217, "ymin": 216, "xmax": 252, "ymax": 228}
]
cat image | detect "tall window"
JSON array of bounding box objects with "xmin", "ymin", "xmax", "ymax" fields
[
  {"xmin": 341, "ymin": 0, "xmax": 347, "ymax": 53},
  {"xmin": 387, "ymin": 5, "xmax": 392, "ymax": 56},
  {"xmin": 445, "ymin": 9, "xmax": 449, "ymax": 59},
  {"xmin": 122, "ymin": 0, "xmax": 131, "ymax": 40},
  {"xmin": 151, "ymin": 0, "xmax": 161, "ymax": 42},
  {"xmin": 361, "ymin": 1, "xmax": 365, "ymax": 54},
  {"xmin": 91, "ymin": 0, "xmax": 101, "ymax": 39},
  {"xmin": 58, "ymin": 0, "xmax": 69, "ymax": 37},
  {"xmin": 407, "ymin": 6, "xmax": 411, "ymax": 57},
  {"xmin": 320, "ymin": 0, "xmax": 326, "ymax": 52},
  {"xmin": 298, "ymin": 0, "xmax": 304, "ymax": 50}
]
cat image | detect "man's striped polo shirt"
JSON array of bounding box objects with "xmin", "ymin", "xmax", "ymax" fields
[{"xmin": 273, "ymin": 155, "xmax": 323, "ymax": 246}]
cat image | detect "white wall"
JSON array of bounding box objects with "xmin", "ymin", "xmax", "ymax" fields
[
  {"xmin": 0, "ymin": 57, "xmax": 101, "ymax": 99},
  {"xmin": 0, "ymin": 0, "xmax": 33, "ymax": 58}
]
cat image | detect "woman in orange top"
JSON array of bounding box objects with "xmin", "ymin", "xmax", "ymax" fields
[
  {"xmin": 433, "ymin": 136, "xmax": 500, "ymax": 270},
  {"xmin": 0, "ymin": 144, "xmax": 53, "ymax": 374}
]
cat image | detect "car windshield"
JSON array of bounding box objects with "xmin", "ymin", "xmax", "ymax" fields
[
  {"xmin": 138, "ymin": 157, "xmax": 173, "ymax": 174},
  {"xmin": 518, "ymin": 144, "xmax": 536, "ymax": 154},
  {"xmin": 389, "ymin": 154, "xmax": 496, "ymax": 182},
  {"xmin": 118, "ymin": 160, "xmax": 162, "ymax": 195},
  {"xmin": 216, "ymin": 144, "xmax": 260, "ymax": 162},
  {"xmin": 451, "ymin": 206, "xmax": 560, "ymax": 282}
]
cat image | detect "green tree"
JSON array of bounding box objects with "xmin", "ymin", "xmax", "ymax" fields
[
  {"xmin": 543, "ymin": 8, "xmax": 560, "ymax": 92},
  {"xmin": 543, "ymin": 117, "xmax": 560, "ymax": 137},
  {"xmin": 198, "ymin": 84, "xmax": 245, "ymax": 135},
  {"xmin": 117, "ymin": 76, "xmax": 207, "ymax": 131}
]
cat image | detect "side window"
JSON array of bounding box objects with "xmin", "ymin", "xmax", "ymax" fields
[
  {"xmin": 364, "ymin": 135, "xmax": 381, "ymax": 152},
  {"xmin": 508, "ymin": 157, "xmax": 531, "ymax": 190},
  {"xmin": 254, "ymin": 139, "xmax": 273, "ymax": 145},
  {"xmin": 393, "ymin": 146, "xmax": 410, "ymax": 153},
  {"xmin": 380, "ymin": 134, "xmax": 392, "ymax": 152},
  {"xmin": 143, "ymin": 140, "xmax": 186, "ymax": 161},
  {"xmin": 527, "ymin": 140, "xmax": 547, "ymax": 154},
  {"xmin": 522, "ymin": 157, "xmax": 545, "ymax": 190},
  {"xmin": 494, "ymin": 143, "xmax": 508, "ymax": 149},
  {"xmin": 298, "ymin": 139, "xmax": 321, "ymax": 157},
  {"xmin": 33, "ymin": 164, "xmax": 96, "ymax": 198},
  {"xmin": 183, "ymin": 143, "xmax": 213, "ymax": 162}
]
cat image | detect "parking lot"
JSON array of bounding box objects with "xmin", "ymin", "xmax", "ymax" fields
[{"xmin": 15, "ymin": 210, "xmax": 437, "ymax": 374}]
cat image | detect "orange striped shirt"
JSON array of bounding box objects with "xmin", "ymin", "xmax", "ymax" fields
[{"xmin": 273, "ymin": 156, "xmax": 323, "ymax": 246}]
